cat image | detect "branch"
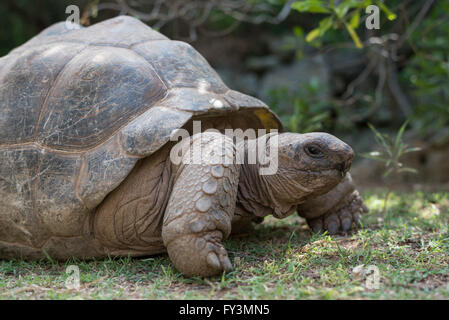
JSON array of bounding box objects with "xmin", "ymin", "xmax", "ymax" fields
[
  {"xmin": 82, "ymin": 0, "xmax": 294, "ymax": 40},
  {"xmin": 397, "ymin": 0, "xmax": 435, "ymax": 48}
]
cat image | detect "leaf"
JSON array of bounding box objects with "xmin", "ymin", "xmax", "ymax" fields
[
  {"xmin": 293, "ymin": 26, "xmax": 304, "ymax": 37},
  {"xmin": 375, "ymin": 0, "xmax": 397, "ymax": 20},
  {"xmin": 304, "ymin": 16, "xmax": 334, "ymax": 43},
  {"xmin": 404, "ymin": 147, "xmax": 422, "ymax": 153},
  {"xmin": 398, "ymin": 167, "xmax": 419, "ymax": 174},
  {"xmin": 334, "ymin": 1, "xmax": 354, "ymax": 18},
  {"xmin": 394, "ymin": 120, "xmax": 409, "ymax": 153},
  {"xmin": 306, "ymin": 28, "xmax": 321, "ymax": 42},
  {"xmin": 310, "ymin": 113, "xmax": 328, "ymax": 122},
  {"xmin": 368, "ymin": 123, "xmax": 390, "ymax": 152},
  {"xmin": 319, "ymin": 16, "xmax": 333, "ymax": 32},
  {"xmin": 334, "ymin": 0, "xmax": 364, "ymax": 17},
  {"xmin": 291, "ymin": 1, "xmax": 330, "ymax": 13},
  {"xmin": 344, "ymin": 22, "xmax": 363, "ymax": 48},
  {"xmin": 349, "ymin": 9, "xmax": 360, "ymax": 28},
  {"xmin": 383, "ymin": 167, "xmax": 394, "ymax": 178},
  {"xmin": 360, "ymin": 152, "xmax": 388, "ymax": 162},
  {"xmin": 396, "ymin": 141, "xmax": 407, "ymax": 157}
]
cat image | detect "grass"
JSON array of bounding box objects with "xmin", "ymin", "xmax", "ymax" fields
[{"xmin": 0, "ymin": 189, "xmax": 448, "ymax": 300}]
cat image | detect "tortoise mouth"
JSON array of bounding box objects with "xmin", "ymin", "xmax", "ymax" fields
[
  {"xmin": 292, "ymin": 167, "xmax": 347, "ymax": 182},
  {"xmin": 301, "ymin": 167, "xmax": 346, "ymax": 195}
]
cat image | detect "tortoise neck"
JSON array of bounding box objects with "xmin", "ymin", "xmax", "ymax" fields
[
  {"xmin": 236, "ymin": 161, "xmax": 272, "ymax": 218},
  {"xmin": 236, "ymin": 141, "xmax": 296, "ymax": 219}
]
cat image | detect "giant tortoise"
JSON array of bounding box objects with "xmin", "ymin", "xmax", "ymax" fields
[{"xmin": 0, "ymin": 16, "xmax": 368, "ymax": 276}]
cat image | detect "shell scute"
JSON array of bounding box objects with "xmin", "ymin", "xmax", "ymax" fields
[{"xmin": 36, "ymin": 47, "xmax": 166, "ymax": 151}]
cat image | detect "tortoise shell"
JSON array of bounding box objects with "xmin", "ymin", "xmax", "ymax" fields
[{"xmin": 0, "ymin": 16, "xmax": 281, "ymax": 254}]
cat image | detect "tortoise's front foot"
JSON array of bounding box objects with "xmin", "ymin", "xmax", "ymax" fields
[
  {"xmin": 298, "ymin": 174, "xmax": 369, "ymax": 235},
  {"xmin": 165, "ymin": 230, "xmax": 232, "ymax": 277},
  {"xmin": 307, "ymin": 190, "xmax": 368, "ymax": 234}
]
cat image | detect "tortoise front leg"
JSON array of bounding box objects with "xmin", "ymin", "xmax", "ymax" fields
[
  {"xmin": 297, "ymin": 174, "xmax": 369, "ymax": 234},
  {"xmin": 162, "ymin": 133, "xmax": 240, "ymax": 277}
]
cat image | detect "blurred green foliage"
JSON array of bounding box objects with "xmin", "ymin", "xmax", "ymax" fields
[
  {"xmin": 268, "ymin": 79, "xmax": 332, "ymax": 133},
  {"xmin": 288, "ymin": 0, "xmax": 448, "ymax": 137},
  {"xmin": 362, "ymin": 121, "xmax": 420, "ymax": 178},
  {"xmin": 0, "ymin": 0, "xmax": 448, "ymax": 139},
  {"xmin": 401, "ymin": 2, "xmax": 449, "ymax": 133},
  {"xmin": 0, "ymin": 0, "xmax": 74, "ymax": 56},
  {"xmin": 0, "ymin": 2, "xmax": 37, "ymax": 56},
  {"xmin": 361, "ymin": 120, "xmax": 420, "ymax": 213},
  {"xmin": 291, "ymin": 0, "xmax": 396, "ymax": 48}
]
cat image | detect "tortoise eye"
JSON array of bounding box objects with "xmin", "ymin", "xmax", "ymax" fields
[{"xmin": 305, "ymin": 145, "xmax": 324, "ymax": 158}]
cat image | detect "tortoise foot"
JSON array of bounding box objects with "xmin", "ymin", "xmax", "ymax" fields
[{"xmin": 307, "ymin": 190, "xmax": 369, "ymax": 235}]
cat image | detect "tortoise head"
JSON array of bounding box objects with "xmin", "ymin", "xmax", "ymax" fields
[{"xmin": 266, "ymin": 132, "xmax": 354, "ymax": 214}]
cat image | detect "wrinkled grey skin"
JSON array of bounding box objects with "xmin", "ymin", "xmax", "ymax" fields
[{"xmin": 0, "ymin": 16, "xmax": 368, "ymax": 277}]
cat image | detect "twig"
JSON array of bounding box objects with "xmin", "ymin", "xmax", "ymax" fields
[
  {"xmin": 342, "ymin": 55, "xmax": 378, "ymax": 100},
  {"xmin": 397, "ymin": 0, "xmax": 435, "ymax": 48},
  {"xmin": 386, "ymin": 57, "xmax": 411, "ymax": 117},
  {"xmin": 81, "ymin": 0, "xmax": 294, "ymax": 40}
]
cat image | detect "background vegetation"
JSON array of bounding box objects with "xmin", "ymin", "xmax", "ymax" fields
[
  {"xmin": 3, "ymin": 0, "xmax": 448, "ymax": 184},
  {"xmin": 2, "ymin": 0, "xmax": 448, "ymax": 136}
]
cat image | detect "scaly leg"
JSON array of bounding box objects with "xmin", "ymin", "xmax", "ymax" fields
[{"xmin": 162, "ymin": 132, "xmax": 240, "ymax": 277}]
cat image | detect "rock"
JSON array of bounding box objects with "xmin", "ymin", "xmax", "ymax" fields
[
  {"xmin": 352, "ymin": 264, "xmax": 366, "ymax": 280},
  {"xmin": 245, "ymin": 55, "xmax": 280, "ymax": 72},
  {"xmin": 215, "ymin": 68, "xmax": 259, "ymax": 96},
  {"xmin": 323, "ymin": 48, "xmax": 365, "ymax": 78},
  {"xmin": 409, "ymin": 127, "xmax": 449, "ymax": 183}
]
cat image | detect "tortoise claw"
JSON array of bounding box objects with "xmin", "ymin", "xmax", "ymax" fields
[
  {"xmin": 307, "ymin": 191, "xmax": 368, "ymax": 235},
  {"xmin": 206, "ymin": 246, "xmax": 233, "ymax": 273}
]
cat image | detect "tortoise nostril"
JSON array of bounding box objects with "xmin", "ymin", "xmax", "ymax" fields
[
  {"xmin": 335, "ymin": 162, "xmax": 345, "ymax": 172},
  {"xmin": 336, "ymin": 160, "xmax": 351, "ymax": 173}
]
